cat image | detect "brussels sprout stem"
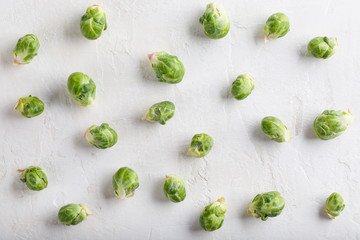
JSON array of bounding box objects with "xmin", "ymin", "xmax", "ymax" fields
[
  {"xmin": 80, "ymin": 204, "xmax": 93, "ymax": 215},
  {"xmin": 217, "ymin": 197, "xmax": 225, "ymax": 204},
  {"xmin": 284, "ymin": 129, "xmax": 291, "ymax": 142},
  {"xmin": 17, "ymin": 169, "xmax": 25, "ymax": 172},
  {"xmin": 14, "ymin": 99, "xmax": 22, "ymax": 110}
]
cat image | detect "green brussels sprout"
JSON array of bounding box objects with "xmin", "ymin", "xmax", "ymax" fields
[
  {"xmin": 84, "ymin": 123, "xmax": 118, "ymax": 149},
  {"xmin": 313, "ymin": 110, "xmax": 353, "ymax": 140},
  {"xmin": 67, "ymin": 72, "xmax": 96, "ymax": 107},
  {"xmin": 199, "ymin": 3, "xmax": 230, "ymax": 39},
  {"xmin": 14, "ymin": 95, "xmax": 44, "ymax": 118},
  {"xmin": 163, "ymin": 175, "xmax": 186, "ymax": 203},
  {"xmin": 112, "ymin": 167, "xmax": 139, "ymax": 199},
  {"xmin": 231, "ymin": 74, "xmax": 255, "ymax": 100},
  {"xmin": 247, "ymin": 191, "xmax": 285, "ymax": 221},
  {"xmin": 324, "ymin": 192, "xmax": 345, "ymax": 219},
  {"xmin": 13, "ymin": 34, "xmax": 40, "ymax": 65},
  {"xmin": 18, "ymin": 166, "xmax": 48, "ymax": 191},
  {"xmin": 307, "ymin": 37, "xmax": 338, "ymax": 59},
  {"xmin": 263, "ymin": 13, "xmax": 290, "ymax": 41},
  {"xmin": 142, "ymin": 101, "xmax": 175, "ymax": 125},
  {"xmin": 261, "ymin": 116, "xmax": 291, "ymax": 143},
  {"xmin": 80, "ymin": 5, "xmax": 107, "ymax": 40},
  {"xmin": 199, "ymin": 198, "xmax": 226, "ymax": 231},
  {"xmin": 187, "ymin": 133, "xmax": 214, "ymax": 158},
  {"xmin": 58, "ymin": 204, "xmax": 92, "ymax": 226},
  {"xmin": 148, "ymin": 52, "xmax": 185, "ymax": 84}
]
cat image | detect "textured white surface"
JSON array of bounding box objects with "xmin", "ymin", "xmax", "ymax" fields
[{"xmin": 1, "ymin": 0, "xmax": 360, "ymax": 239}]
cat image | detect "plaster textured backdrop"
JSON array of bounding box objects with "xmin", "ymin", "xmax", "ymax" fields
[{"xmin": 1, "ymin": 0, "xmax": 360, "ymax": 239}]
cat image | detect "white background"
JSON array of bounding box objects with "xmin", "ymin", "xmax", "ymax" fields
[{"xmin": 1, "ymin": 0, "xmax": 360, "ymax": 239}]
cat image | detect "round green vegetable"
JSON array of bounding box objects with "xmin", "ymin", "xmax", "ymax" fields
[
  {"xmin": 80, "ymin": 5, "xmax": 107, "ymax": 40},
  {"xmin": 148, "ymin": 52, "xmax": 185, "ymax": 84},
  {"xmin": 58, "ymin": 204, "xmax": 91, "ymax": 226},
  {"xmin": 18, "ymin": 166, "xmax": 47, "ymax": 191},
  {"xmin": 199, "ymin": 198, "xmax": 226, "ymax": 231},
  {"xmin": 142, "ymin": 101, "xmax": 175, "ymax": 125},
  {"xmin": 261, "ymin": 116, "xmax": 291, "ymax": 143},
  {"xmin": 187, "ymin": 133, "xmax": 214, "ymax": 158},
  {"xmin": 313, "ymin": 110, "xmax": 353, "ymax": 140},
  {"xmin": 247, "ymin": 191, "xmax": 285, "ymax": 221},
  {"xmin": 199, "ymin": 3, "xmax": 230, "ymax": 39},
  {"xmin": 163, "ymin": 175, "xmax": 186, "ymax": 203},
  {"xmin": 67, "ymin": 72, "xmax": 96, "ymax": 107},
  {"xmin": 112, "ymin": 167, "xmax": 139, "ymax": 199},
  {"xmin": 14, "ymin": 95, "xmax": 44, "ymax": 118},
  {"xmin": 231, "ymin": 74, "xmax": 255, "ymax": 100},
  {"xmin": 85, "ymin": 123, "xmax": 117, "ymax": 149},
  {"xmin": 307, "ymin": 37, "xmax": 338, "ymax": 59},
  {"xmin": 13, "ymin": 34, "xmax": 40, "ymax": 65},
  {"xmin": 263, "ymin": 13, "xmax": 290, "ymax": 41},
  {"xmin": 324, "ymin": 192, "xmax": 345, "ymax": 219}
]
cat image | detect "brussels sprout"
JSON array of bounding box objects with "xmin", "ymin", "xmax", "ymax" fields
[
  {"xmin": 142, "ymin": 101, "xmax": 175, "ymax": 125},
  {"xmin": 263, "ymin": 13, "xmax": 290, "ymax": 41},
  {"xmin": 307, "ymin": 37, "xmax": 338, "ymax": 59},
  {"xmin": 84, "ymin": 123, "xmax": 117, "ymax": 149},
  {"xmin": 324, "ymin": 192, "xmax": 345, "ymax": 219},
  {"xmin": 231, "ymin": 74, "xmax": 255, "ymax": 100},
  {"xmin": 112, "ymin": 167, "xmax": 139, "ymax": 199},
  {"xmin": 313, "ymin": 110, "xmax": 353, "ymax": 140},
  {"xmin": 247, "ymin": 191, "xmax": 285, "ymax": 221},
  {"xmin": 163, "ymin": 175, "xmax": 186, "ymax": 203},
  {"xmin": 80, "ymin": 5, "xmax": 107, "ymax": 40},
  {"xmin": 18, "ymin": 166, "xmax": 47, "ymax": 191},
  {"xmin": 261, "ymin": 116, "xmax": 291, "ymax": 143},
  {"xmin": 13, "ymin": 34, "xmax": 40, "ymax": 65},
  {"xmin": 199, "ymin": 3, "xmax": 230, "ymax": 39},
  {"xmin": 58, "ymin": 204, "xmax": 92, "ymax": 226},
  {"xmin": 199, "ymin": 198, "xmax": 226, "ymax": 231},
  {"xmin": 187, "ymin": 133, "xmax": 214, "ymax": 158},
  {"xmin": 67, "ymin": 72, "xmax": 96, "ymax": 107},
  {"xmin": 14, "ymin": 95, "xmax": 44, "ymax": 118},
  {"xmin": 148, "ymin": 52, "xmax": 185, "ymax": 84}
]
